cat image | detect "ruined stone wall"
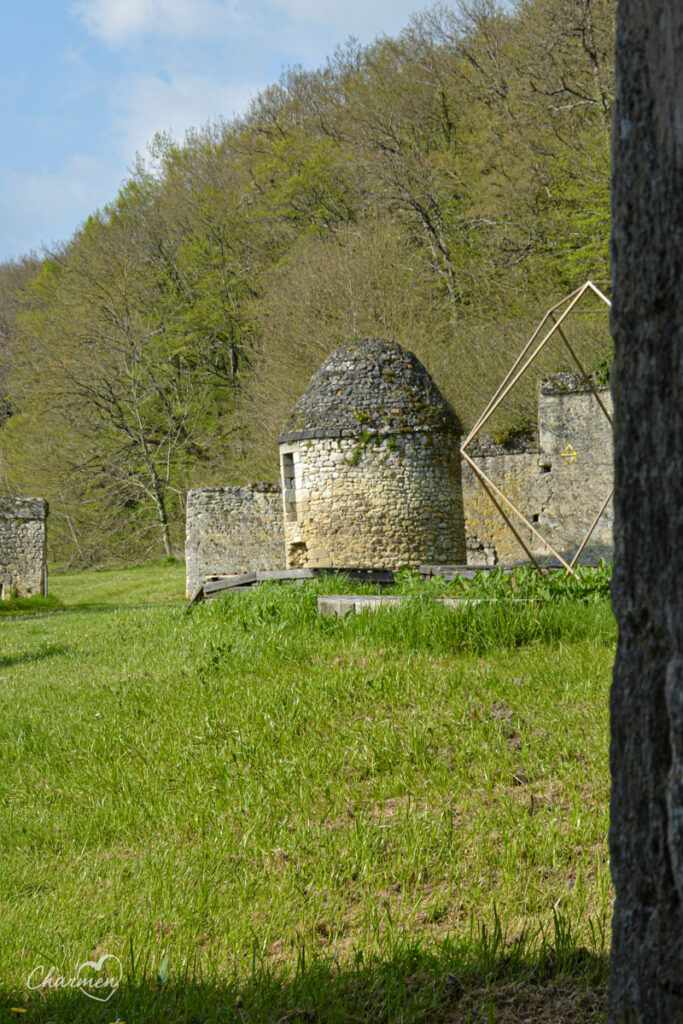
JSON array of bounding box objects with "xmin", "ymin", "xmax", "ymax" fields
[
  {"xmin": 463, "ymin": 386, "xmax": 613, "ymax": 565},
  {"xmin": 537, "ymin": 384, "xmax": 613, "ymax": 561},
  {"xmin": 462, "ymin": 442, "xmax": 547, "ymax": 565},
  {"xmin": 185, "ymin": 484, "xmax": 285, "ymax": 596},
  {"xmin": 279, "ymin": 431, "xmax": 466, "ymax": 569},
  {"xmin": 186, "ymin": 385, "xmax": 613, "ymax": 582},
  {"xmin": 0, "ymin": 497, "xmax": 48, "ymax": 597}
]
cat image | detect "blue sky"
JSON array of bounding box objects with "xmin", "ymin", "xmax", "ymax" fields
[{"xmin": 0, "ymin": 0, "xmax": 426, "ymax": 263}]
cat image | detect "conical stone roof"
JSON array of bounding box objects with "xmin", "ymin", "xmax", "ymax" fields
[{"xmin": 278, "ymin": 338, "xmax": 460, "ymax": 443}]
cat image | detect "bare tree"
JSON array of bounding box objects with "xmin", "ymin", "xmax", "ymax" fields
[{"xmin": 5, "ymin": 185, "xmax": 237, "ymax": 560}]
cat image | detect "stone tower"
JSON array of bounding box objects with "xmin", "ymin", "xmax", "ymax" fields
[{"xmin": 277, "ymin": 338, "xmax": 465, "ymax": 569}]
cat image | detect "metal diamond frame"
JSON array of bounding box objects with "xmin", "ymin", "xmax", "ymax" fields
[{"xmin": 460, "ymin": 280, "xmax": 613, "ymax": 576}]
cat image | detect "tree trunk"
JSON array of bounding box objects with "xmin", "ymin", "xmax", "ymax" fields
[
  {"xmin": 161, "ymin": 517, "xmax": 173, "ymax": 559},
  {"xmin": 151, "ymin": 477, "xmax": 174, "ymax": 559},
  {"xmin": 608, "ymin": 1, "xmax": 683, "ymax": 1020}
]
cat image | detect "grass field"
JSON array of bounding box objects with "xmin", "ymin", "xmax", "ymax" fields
[{"xmin": 0, "ymin": 564, "xmax": 615, "ymax": 1023}]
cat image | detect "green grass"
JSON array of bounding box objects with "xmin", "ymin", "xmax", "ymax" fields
[
  {"xmin": 0, "ymin": 594, "xmax": 62, "ymax": 618},
  {"xmin": 0, "ymin": 567, "xmax": 615, "ymax": 1022},
  {"xmin": 48, "ymin": 560, "xmax": 186, "ymax": 608}
]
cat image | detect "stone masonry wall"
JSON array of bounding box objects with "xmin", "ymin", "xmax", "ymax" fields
[
  {"xmin": 0, "ymin": 497, "xmax": 48, "ymax": 598},
  {"xmin": 462, "ymin": 386, "xmax": 613, "ymax": 565},
  {"xmin": 279, "ymin": 431, "xmax": 466, "ymax": 569},
  {"xmin": 185, "ymin": 484, "xmax": 285, "ymax": 596},
  {"xmin": 462, "ymin": 443, "xmax": 548, "ymax": 565},
  {"xmin": 186, "ymin": 385, "xmax": 613, "ymax": 582},
  {"xmin": 537, "ymin": 385, "xmax": 613, "ymax": 560}
]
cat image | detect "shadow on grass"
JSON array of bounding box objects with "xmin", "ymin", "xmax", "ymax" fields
[
  {"xmin": 1, "ymin": 930, "xmax": 610, "ymax": 1024},
  {"xmin": 0, "ymin": 596, "xmax": 63, "ymax": 620},
  {"xmin": 1, "ymin": 602, "xmax": 185, "ymax": 623},
  {"xmin": 54, "ymin": 600, "xmax": 184, "ymax": 613},
  {"xmin": 0, "ymin": 644, "xmax": 69, "ymax": 669}
]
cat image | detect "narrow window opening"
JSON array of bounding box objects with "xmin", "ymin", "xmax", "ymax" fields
[{"xmin": 282, "ymin": 453, "xmax": 297, "ymax": 522}]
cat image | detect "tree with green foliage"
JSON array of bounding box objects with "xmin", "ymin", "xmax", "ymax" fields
[
  {"xmin": 4, "ymin": 178, "xmax": 244, "ymax": 560},
  {"xmin": 0, "ymin": 0, "xmax": 616, "ymax": 564}
]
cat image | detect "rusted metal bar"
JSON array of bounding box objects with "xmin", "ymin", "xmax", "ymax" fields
[
  {"xmin": 462, "ymin": 283, "xmax": 591, "ymax": 446},
  {"xmin": 569, "ymin": 487, "xmax": 614, "ymax": 570},
  {"xmin": 461, "ymin": 450, "xmax": 575, "ymax": 573},
  {"xmin": 549, "ymin": 316, "xmax": 613, "ymax": 425},
  {"xmin": 461, "ymin": 283, "xmax": 588, "ymax": 450}
]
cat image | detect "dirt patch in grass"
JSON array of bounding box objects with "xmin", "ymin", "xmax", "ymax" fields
[{"xmin": 440, "ymin": 979, "xmax": 606, "ymax": 1022}]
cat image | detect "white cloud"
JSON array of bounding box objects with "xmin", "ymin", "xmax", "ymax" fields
[
  {"xmin": 0, "ymin": 156, "xmax": 122, "ymax": 259},
  {"xmin": 73, "ymin": 0, "xmax": 424, "ymax": 50},
  {"xmin": 112, "ymin": 72, "xmax": 259, "ymax": 159},
  {"xmin": 268, "ymin": 0, "xmax": 423, "ymax": 38},
  {"xmin": 71, "ymin": 0, "xmax": 238, "ymax": 46}
]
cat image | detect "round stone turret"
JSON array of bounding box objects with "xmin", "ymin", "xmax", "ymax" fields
[{"xmin": 278, "ymin": 338, "xmax": 465, "ymax": 569}]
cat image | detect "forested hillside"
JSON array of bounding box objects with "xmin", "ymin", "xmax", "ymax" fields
[{"xmin": 0, "ymin": 0, "xmax": 615, "ymax": 565}]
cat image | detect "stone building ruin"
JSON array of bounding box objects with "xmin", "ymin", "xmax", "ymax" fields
[
  {"xmin": 0, "ymin": 497, "xmax": 48, "ymax": 599},
  {"xmin": 185, "ymin": 484, "xmax": 284, "ymax": 598},
  {"xmin": 185, "ymin": 339, "xmax": 614, "ymax": 596},
  {"xmin": 277, "ymin": 339, "xmax": 466, "ymax": 570},
  {"xmin": 462, "ymin": 373, "xmax": 613, "ymax": 566}
]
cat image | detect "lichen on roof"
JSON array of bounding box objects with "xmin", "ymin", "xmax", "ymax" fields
[
  {"xmin": 540, "ymin": 371, "xmax": 608, "ymax": 395},
  {"xmin": 278, "ymin": 338, "xmax": 461, "ymax": 443}
]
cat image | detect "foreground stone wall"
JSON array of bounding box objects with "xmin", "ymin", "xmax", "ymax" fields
[
  {"xmin": 185, "ymin": 484, "xmax": 285, "ymax": 596},
  {"xmin": 279, "ymin": 432, "xmax": 466, "ymax": 569},
  {"xmin": 0, "ymin": 497, "xmax": 48, "ymax": 597},
  {"xmin": 463, "ymin": 384, "xmax": 613, "ymax": 565}
]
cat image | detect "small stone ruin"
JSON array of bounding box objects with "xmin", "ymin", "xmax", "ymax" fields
[{"xmin": 0, "ymin": 497, "xmax": 48, "ymax": 599}]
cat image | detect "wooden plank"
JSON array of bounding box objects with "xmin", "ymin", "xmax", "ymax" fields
[
  {"xmin": 421, "ymin": 563, "xmax": 598, "ymax": 580},
  {"xmin": 317, "ymin": 594, "xmax": 404, "ymax": 616},
  {"xmin": 421, "ymin": 565, "xmax": 488, "ymax": 579},
  {"xmin": 420, "ymin": 565, "xmax": 470, "ymax": 573},
  {"xmin": 184, "ymin": 581, "xmax": 206, "ymax": 612},
  {"xmin": 204, "ymin": 585, "xmax": 255, "ymax": 600},
  {"xmin": 316, "ymin": 568, "xmax": 394, "ymax": 584},
  {"xmin": 255, "ymin": 569, "xmax": 315, "ymax": 581},
  {"xmin": 317, "ymin": 594, "xmax": 537, "ymax": 617},
  {"xmin": 421, "ymin": 564, "xmax": 527, "ymax": 579},
  {"xmin": 203, "ymin": 572, "xmax": 257, "ymax": 595}
]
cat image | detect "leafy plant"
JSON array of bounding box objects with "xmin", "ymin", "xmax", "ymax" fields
[
  {"xmin": 491, "ymin": 416, "xmax": 537, "ymax": 446},
  {"xmin": 345, "ymin": 445, "xmax": 362, "ymax": 466},
  {"xmin": 593, "ymin": 345, "xmax": 614, "ymax": 387}
]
